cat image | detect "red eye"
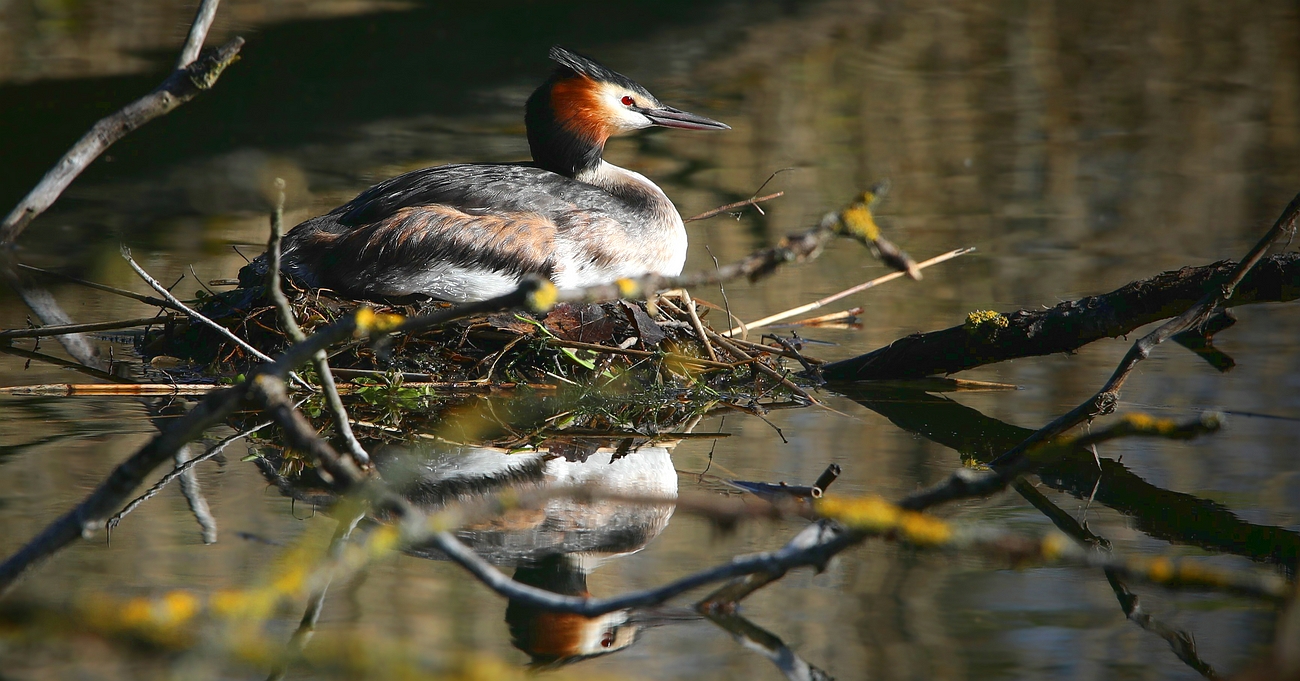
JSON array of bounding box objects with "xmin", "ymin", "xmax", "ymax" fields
[{"xmin": 621, "ymin": 96, "xmax": 635, "ymax": 107}]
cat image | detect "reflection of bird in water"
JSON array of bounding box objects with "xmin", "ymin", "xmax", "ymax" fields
[
  {"xmin": 378, "ymin": 439, "xmax": 695, "ymax": 666},
  {"xmin": 505, "ymin": 553, "xmax": 696, "ymax": 668},
  {"xmin": 240, "ymin": 46, "xmax": 728, "ymax": 302},
  {"xmin": 387, "ymin": 442, "xmax": 677, "ymax": 566}
]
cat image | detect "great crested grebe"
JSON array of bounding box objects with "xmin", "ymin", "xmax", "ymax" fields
[{"xmin": 240, "ymin": 46, "xmax": 729, "ymax": 302}]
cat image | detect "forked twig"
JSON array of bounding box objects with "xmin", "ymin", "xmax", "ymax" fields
[
  {"xmin": 107, "ymin": 419, "xmax": 278, "ymax": 532},
  {"xmin": 120, "ymin": 246, "xmax": 311, "ymax": 391},
  {"xmin": 684, "ymin": 192, "xmax": 785, "ymax": 223}
]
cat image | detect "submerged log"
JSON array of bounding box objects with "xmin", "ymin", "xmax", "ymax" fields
[{"xmin": 821, "ymin": 253, "xmax": 1300, "ymax": 381}]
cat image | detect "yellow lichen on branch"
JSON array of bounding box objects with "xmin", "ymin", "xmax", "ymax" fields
[
  {"xmin": 836, "ymin": 194, "xmax": 882, "ymax": 243},
  {"xmin": 1027, "ymin": 412, "xmax": 1223, "ymax": 462},
  {"xmin": 80, "ymin": 589, "xmax": 202, "ymax": 648},
  {"xmin": 353, "ymin": 307, "xmax": 406, "ymax": 335},
  {"xmin": 813, "ymin": 495, "xmax": 953, "ymax": 546},
  {"xmin": 526, "ymin": 279, "xmax": 560, "ymax": 312},
  {"xmin": 964, "ymin": 309, "xmax": 1008, "ymax": 333},
  {"xmin": 1105, "ymin": 412, "xmax": 1221, "ymax": 439}
]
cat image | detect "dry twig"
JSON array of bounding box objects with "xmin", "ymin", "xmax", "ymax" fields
[
  {"xmin": 724, "ymin": 247, "xmax": 973, "ymax": 337},
  {"xmin": 684, "ymin": 192, "xmax": 784, "ymax": 223},
  {"xmin": 264, "ymin": 179, "xmax": 368, "ymax": 466},
  {"xmin": 0, "ymin": 316, "xmax": 169, "ymax": 340}
]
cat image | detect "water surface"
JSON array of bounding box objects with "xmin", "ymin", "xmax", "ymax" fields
[{"xmin": 2, "ymin": 1, "xmax": 1300, "ymax": 678}]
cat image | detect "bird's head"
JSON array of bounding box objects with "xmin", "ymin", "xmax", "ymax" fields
[{"xmin": 526, "ymin": 46, "xmax": 729, "ymax": 176}]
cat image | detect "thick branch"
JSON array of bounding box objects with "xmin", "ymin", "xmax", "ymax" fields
[
  {"xmin": 990, "ymin": 192, "xmax": 1300, "ymax": 464},
  {"xmin": 822, "ymin": 253, "xmax": 1300, "ymax": 381}
]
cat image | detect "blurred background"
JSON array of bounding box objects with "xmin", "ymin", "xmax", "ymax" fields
[{"xmin": 2, "ymin": 1, "xmax": 1300, "ymax": 679}]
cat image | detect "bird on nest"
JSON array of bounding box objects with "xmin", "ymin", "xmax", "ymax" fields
[{"xmin": 240, "ymin": 46, "xmax": 729, "ymax": 303}]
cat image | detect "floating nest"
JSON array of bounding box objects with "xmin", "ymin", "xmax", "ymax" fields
[{"xmin": 138, "ymin": 277, "xmax": 819, "ymax": 407}]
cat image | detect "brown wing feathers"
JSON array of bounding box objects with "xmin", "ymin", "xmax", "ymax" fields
[
  {"xmin": 284, "ymin": 205, "xmax": 560, "ymax": 293},
  {"xmin": 238, "ymin": 163, "xmax": 660, "ymax": 298}
]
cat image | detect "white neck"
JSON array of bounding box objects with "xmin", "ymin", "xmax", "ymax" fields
[{"xmin": 581, "ymin": 160, "xmax": 685, "ymax": 263}]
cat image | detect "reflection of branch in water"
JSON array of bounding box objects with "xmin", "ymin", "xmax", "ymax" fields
[
  {"xmin": 1010, "ymin": 470, "xmax": 1221, "ymax": 679},
  {"xmin": 697, "ymin": 412, "xmax": 1276, "ymax": 608},
  {"xmin": 845, "ymin": 386, "xmax": 1300, "ymax": 570},
  {"xmin": 1172, "ymin": 309, "xmax": 1237, "ymax": 373},
  {"xmin": 1106, "ymin": 569, "xmax": 1220, "ymax": 680},
  {"xmin": 704, "ymin": 610, "xmax": 835, "ymax": 681},
  {"xmin": 893, "ymin": 411, "xmax": 1222, "ymax": 513},
  {"xmin": 1, "ymin": 255, "xmax": 106, "ymax": 370},
  {"xmin": 175, "ymin": 445, "xmax": 218, "ymax": 545},
  {"xmin": 0, "ymin": 344, "xmax": 124, "ymax": 384}
]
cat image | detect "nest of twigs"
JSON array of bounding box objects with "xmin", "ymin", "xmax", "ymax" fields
[{"xmin": 139, "ymin": 277, "xmax": 821, "ymax": 397}]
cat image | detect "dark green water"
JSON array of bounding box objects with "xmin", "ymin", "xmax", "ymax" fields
[{"xmin": 2, "ymin": 1, "xmax": 1300, "ymax": 678}]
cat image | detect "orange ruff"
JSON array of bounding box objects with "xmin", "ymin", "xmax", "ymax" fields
[{"xmin": 549, "ymin": 75, "xmax": 610, "ymax": 144}]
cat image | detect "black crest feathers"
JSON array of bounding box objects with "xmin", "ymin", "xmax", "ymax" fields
[{"xmin": 547, "ymin": 46, "xmax": 648, "ymax": 96}]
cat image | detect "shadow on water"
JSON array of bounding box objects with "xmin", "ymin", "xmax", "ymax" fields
[
  {"xmin": 837, "ymin": 383, "xmax": 1300, "ymax": 572},
  {"xmin": 4, "ymin": 0, "xmax": 1300, "ymax": 678},
  {"xmin": 0, "ymin": 0, "xmax": 741, "ymax": 223}
]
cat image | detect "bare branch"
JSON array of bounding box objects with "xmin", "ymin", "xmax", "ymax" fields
[
  {"xmin": 899, "ymin": 413, "xmax": 1221, "ymax": 511},
  {"xmin": 175, "ymin": 0, "xmax": 222, "ymax": 70},
  {"xmin": 725, "ymin": 247, "xmax": 973, "ymax": 337},
  {"xmin": 822, "ymin": 253, "xmax": 1300, "ymax": 381},
  {"xmin": 107, "ymin": 420, "xmax": 276, "ymax": 532},
  {"xmin": 684, "ymin": 192, "xmax": 784, "ymax": 223},
  {"xmin": 0, "ymin": 37, "xmax": 243, "ymax": 244},
  {"xmin": 264, "ymin": 178, "xmax": 369, "ymax": 466},
  {"xmin": 121, "ymin": 246, "xmax": 315, "ymax": 391}
]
